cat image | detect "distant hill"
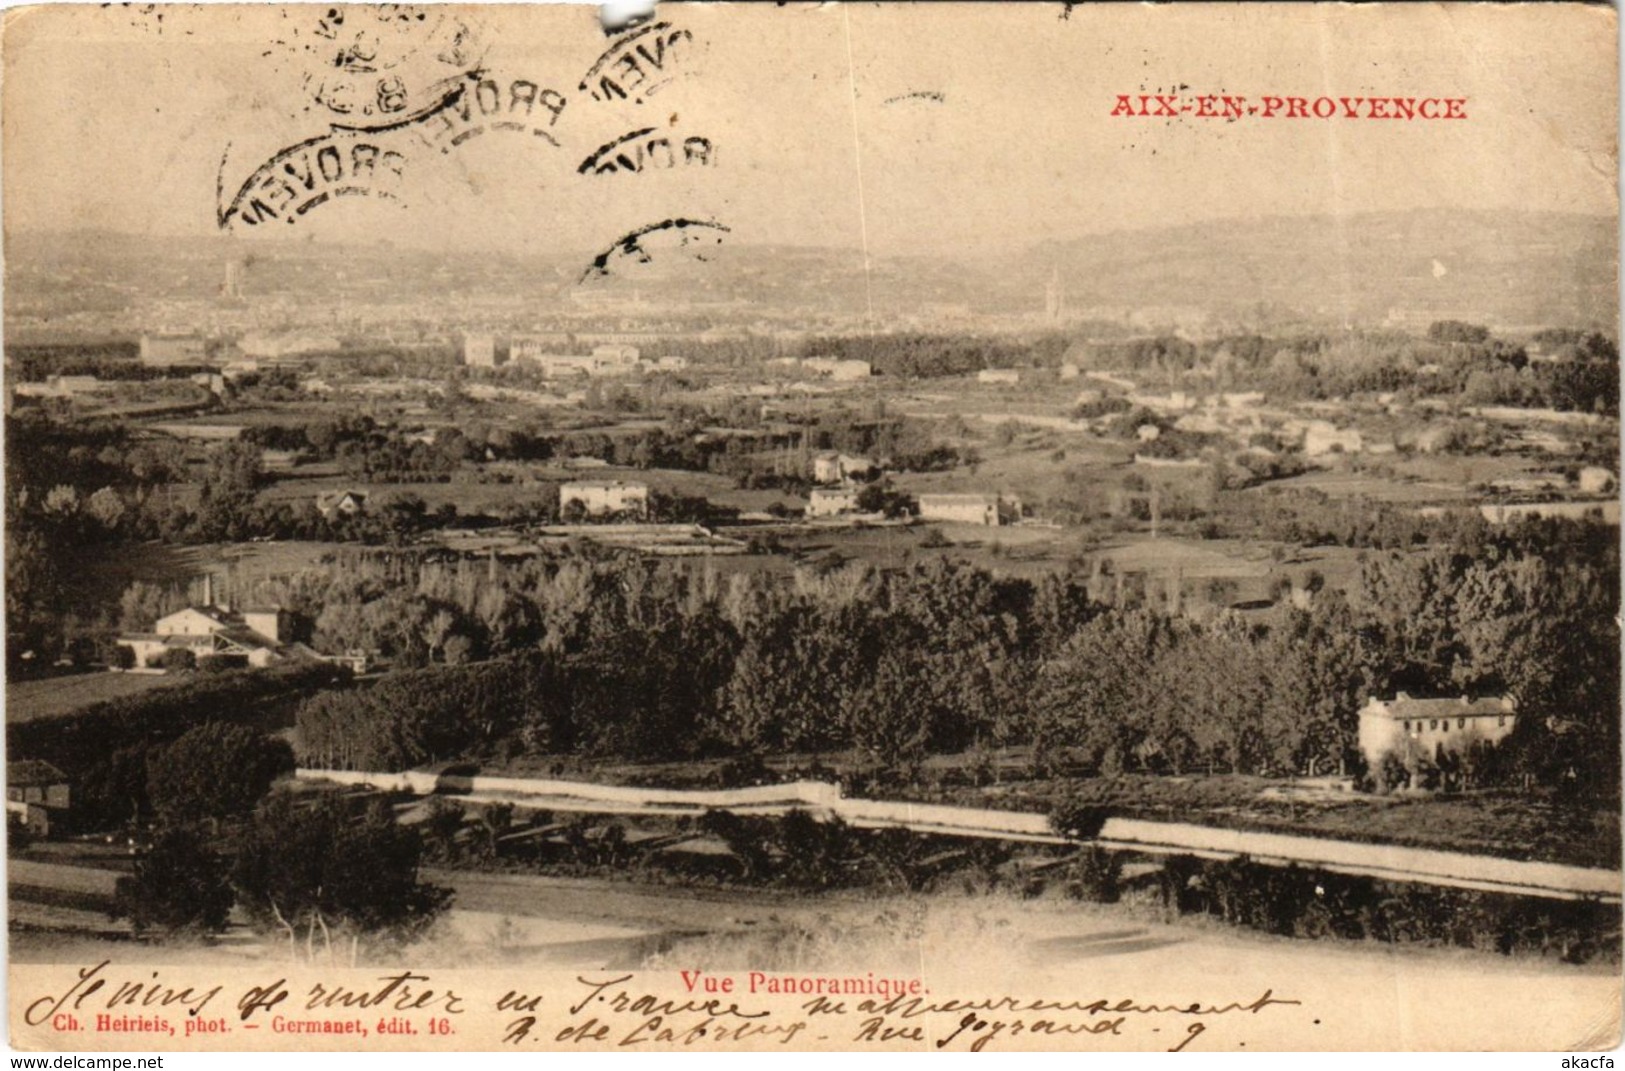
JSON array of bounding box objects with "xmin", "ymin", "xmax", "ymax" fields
[
  {"xmin": 1017, "ymin": 210, "xmax": 1617, "ymax": 331},
  {"xmin": 5, "ymin": 210, "xmax": 1615, "ymax": 334}
]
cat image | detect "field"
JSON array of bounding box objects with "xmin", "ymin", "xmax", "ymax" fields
[
  {"xmin": 1264, "ymin": 470, "xmax": 1466, "ymax": 505},
  {"xmin": 61, "ymin": 538, "xmax": 345, "ymax": 599},
  {"xmin": 6, "ymin": 671, "xmax": 184, "ymax": 723}
]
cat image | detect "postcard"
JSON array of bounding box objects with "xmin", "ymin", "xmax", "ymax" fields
[{"xmin": 4, "ymin": 1, "xmax": 1620, "ymax": 1054}]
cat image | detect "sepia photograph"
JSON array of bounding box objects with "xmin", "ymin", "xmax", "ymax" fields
[{"xmin": 2, "ymin": 0, "xmax": 1620, "ymax": 1054}]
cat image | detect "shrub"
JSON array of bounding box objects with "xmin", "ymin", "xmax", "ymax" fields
[
  {"xmin": 112, "ymin": 824, "xmax": 234, "ymax": 937},
  {"xmin": 1067, "ymin": 847, "xmax": 1122, "ymax": 903},
  {"xmin": 1048, "ymin": 801, "xmax": 1113, "ymax": 840}
]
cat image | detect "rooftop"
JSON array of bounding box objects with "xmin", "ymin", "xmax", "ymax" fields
[
  {"xmin": 9, "ymin": 760, "xmax": 68, "ymax": 786},
  {"xmin": 1367, "ymin": 692, "xmax": 1516, "ymax": 718}
]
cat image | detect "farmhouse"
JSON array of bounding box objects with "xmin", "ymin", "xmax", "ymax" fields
[
  {"xmin": 7, "ymin": 760, "xmax": 71, "ymax": 837},
  {"xmin": 1357, "ymin": 692, "xmax": 1517, "ymax": 777},
  {"xmin": 462, "ymin": 333, "xmax": 504, "ymax": 367},
  {"xmin": 807, "ymin": 487, "xmax": 861, "ymax": 518},
  {"xmin": 1578, "ymin": 466, "xmax": 1617, "ymax": 495},
  {"xmin": 512, "ymin": 340, "xmax": 641, "ymax": 378},
  {"xmin": 916, "ymin": 493, "xmax": 1017, "ymax": 526},
  {"xmin": 812, "ymin": 453, "xmax": 878, "ymax": 485},
  {"xmin": 977, "ymin": 369, "xmax": 1020, "ymax": 386},
  {"xmin": 117, "ymin": 605, "xmax": 301, "ymax": 671},
  {"xmin": 561, "ymin": 480, "xmax": 649, "ymax": 519},
  {"xmin": 316, "ymin": 490, "xmax": 369, "ymax": 518}
]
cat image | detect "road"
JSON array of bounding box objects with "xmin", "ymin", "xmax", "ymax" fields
[{"xmin": 301, "ymin": 769, "xmax": 1624, "ymax": 902}]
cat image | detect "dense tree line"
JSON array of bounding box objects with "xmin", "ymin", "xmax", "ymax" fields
[
  {"xmin": 7, "ymin": 342, "xmax": 213, "ymax": 382},
  {"xmin": 1072, "ymin": 323, "xmax": 1618, "ymax": 414},
  {"xmin": 800, "ymin": 333, "xmax": 1070, "ymax": 378}
]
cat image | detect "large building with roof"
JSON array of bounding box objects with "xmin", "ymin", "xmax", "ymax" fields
[
  {"xmin": 117, "ymin": 605, "xmax": 313, "ymax": 671},
  {"xmin": 1357, "ymin": 692, "xmax": 1518, "ymax": 780}
]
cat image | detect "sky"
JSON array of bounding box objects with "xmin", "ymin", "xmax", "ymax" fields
[{"xmin": 3, "ymin": 3, "xmax": 1618, "ymax": 259}]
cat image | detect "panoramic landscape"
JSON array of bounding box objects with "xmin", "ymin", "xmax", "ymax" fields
[{"xmin": 2, "ymin": 2, "xmax": 1620, "ymax": 1054}]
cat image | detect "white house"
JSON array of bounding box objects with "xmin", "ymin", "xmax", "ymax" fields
[
  {"xmin": 560, "ymin": 480, "xmax": 649, "ymax": 519},
  {"xmin": 317, "ymin": 490, "xmax": 368, "ymax": 518},
  {"xmin": 977, "ymin": 369, "xmax": 1020, "ymax": 386},
  {"xmin": 1357, "ymin": 692, "xmax": 1517, "ymax": 782},
  {"xmin": 1578, "ymin": 466, "xmax": 1617, "ymax": 495},
  {"xmin": 117, "ymin": 605, "xmax": 296, "ymax": 671},
  {"xmin": 806, "ymin": 487, "xmax": 861, "ymax": 518}
]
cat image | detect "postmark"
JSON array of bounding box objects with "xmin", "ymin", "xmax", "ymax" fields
[
  {"xmin": 578, "ymin": 21, "xmax": 698, "ymax": 105},
  {"xmin": 217, "ymin": 132, "xmax": 409, "ymax": 229},
  {"xmin": 219, "ymin": 7, "xmax": 719, "ymax": 244},
  {"xmin": 297, "ymin": 5, "xmax": 487, "ymax": 129},
  {"xmin": 579, "ymin": 218, "xmax": 731, "ymax": 281},
  {"xmin": 415, "ymin": 74, "xmax": 570, "ymax": 154},
  {"xmin": 576, "ymin": 127, "xmax": 715, "ymax": 175}
]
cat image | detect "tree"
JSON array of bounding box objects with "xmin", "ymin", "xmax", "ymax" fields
[
  {"xmin": 234, "ymin": 793, "xmax": 452, "ymax": 957},
  {"xmin": 195, "ymin": 440, "xmax": 264, "ymax": 540},
  {"xmin": 112, "ymin": 825, "xmax": 234, "ymax": 937},
  {"xmin": 84, "ymin": 486, "xmax": 127, "ymax": 534},
  {"xmin": 119, "ymin": 580, "xmax": 188, "ymax": 631},
  {"xmin": 147, "ymin": 723, "xmax": 294, "ymax": 826},
  {"xmin": 161, "ymin": 648, "xmax": 197, "ymax": 673}
]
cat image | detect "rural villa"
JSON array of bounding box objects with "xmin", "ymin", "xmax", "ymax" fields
[
  {"xmin": 1357, "ymin": 691, "xmax": 1518, "ymax": 774},
  {"xmin": 116, "ymin": 605, "xmax": 309, "ymax": 671}
]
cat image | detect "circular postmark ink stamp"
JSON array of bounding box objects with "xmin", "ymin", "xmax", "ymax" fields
[
  {"xmin": 580, "ymin": 218, "xmax": 731, "ymax": 282},
  {"xmin": 299, "ymin": 5, "xmax": 486, "ymax": 129}
]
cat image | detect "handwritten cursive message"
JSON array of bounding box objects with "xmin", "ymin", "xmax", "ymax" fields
[{"xmin": 14, "ymin": 962, "xmax": 1306, "ymax": 1052}]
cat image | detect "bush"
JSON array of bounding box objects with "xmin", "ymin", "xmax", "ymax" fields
[
  {"xmin": 161, "ymin": 648, "xmax": 197, "ymax": 673},
  {"xmin": 1066, "ymin": 847, "xmax": 1122, "ymax": 903},
  {"xmin": 1048, "ymin": 801, "xmax": 1113, "ymax": 840},
  {"xmin": 709, "ymin": 753, "xmax": 780, "ymax": 789},
  {"xmin": 147, "ymin": 723, "xmax": 294, "ymax": 825},
  {"xmin": 1152, "ymin": 855, "xmax": 1620, "ymax": 963},
  {"xmin": 233, "ymin": 792, "xmax": 452, "ymax": 949}
]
